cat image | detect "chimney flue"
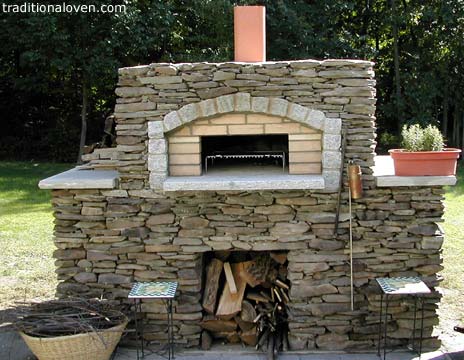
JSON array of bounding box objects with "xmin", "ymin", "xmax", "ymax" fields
[{"xmin": 234, "ymin": 6, "xmax": 266, "ymax": 62}]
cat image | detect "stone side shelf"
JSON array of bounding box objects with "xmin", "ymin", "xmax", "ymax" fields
[
  {"xmin": 38, "ymin": 168, "xmax": 119, "ymax": 189},
  {"xmin": 374, "ymin": 155, "xmax": 457, "ymax": 187}
]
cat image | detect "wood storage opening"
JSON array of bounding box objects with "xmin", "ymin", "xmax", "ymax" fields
[{"xmin": 200, "ymin": 251, "xmax": 289, "ymax": 353}]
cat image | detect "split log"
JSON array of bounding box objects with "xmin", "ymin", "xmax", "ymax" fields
[
  {"xmin": 240, "ymin": 326, "xmax": 258, "ymax": 346},
  {"xmin": 200, "ymin": 315, "xmax": 237, "ymax": 332},
  {"xmin": 235, "ymin": 300, "xmax": 257, "ymax": 331},
  {"xmin": 240, "ymin": 300, "xmax": 257, "ymax": 323},
  {"xmin": 224, "ymin": 262, "xmax": 237, "ymax": 294},
  {"xmin": 201, "ymin": 330, "xmax": 213, "ymax": 350},
  {"xmin": 275, "ymin": 279, "xmax": 289, "ymax": 290},
  {"xmin": 202, "ymin": 258, "xmax": 223, "ymax": 314},
  {"xmin": 270, "ymin": 252, "xmax": 287, "ymax": 265},
  {"xmin": 241, "ymin": 261, "xmax": 262, "ymax": 287},
  {"xmin": 247, "ymin": 292, "xmax": 269, "ymax": 303},
  {"xmin": 216, "ymin": 263, "xmax": 247, "ymax": 320},
  {"xmin": 213, "ymin": 331, "xmax": 241, "ymax": 343}
]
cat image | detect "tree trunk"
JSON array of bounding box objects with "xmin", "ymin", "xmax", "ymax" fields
[
  {"xmin": 77, "ymin": 79, "xmax": 88, "ymax": 164},
  {"xmin": 442, "ymin": 89, "xmax": 449, "ymax": 139},
  {"xmin": 392, "ymin": 0, "xmax": 401, "ymax": 126},
  {"xmin": 453, "ymin": 107, "xmax": 459, "ymax": 148},
  {"xmin": 461, "ymin": 111, "xmax": 464, "ymax": 152}
]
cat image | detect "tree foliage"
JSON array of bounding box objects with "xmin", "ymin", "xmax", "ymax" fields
[{"xmin": 0, "ymin": 0, "xmax": 463, "ymax": 161}]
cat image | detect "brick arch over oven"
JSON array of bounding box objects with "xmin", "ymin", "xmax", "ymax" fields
[
  {"xmin": 148, "ymin": 93, "xmax": 342, "ymax": 190},
  {"xmin": 161, "ymin": 93, "xmax": 336, "ymax": 134}
]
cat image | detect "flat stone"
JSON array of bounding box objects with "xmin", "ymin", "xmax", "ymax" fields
[
  {"xmin": 316, "ymin": 333, "xmax": 350, "ymax": 350},
  {"xmin": 74, "ymin": 272, "xmax": 97, "ymax": 283},
  {"xmin": 288, "ymin": 262, "xmax": 329, "ymax": 273},
  {"xmin": 297, "ymin": 212, "xmax": 350, "ymax": 223},
  {"xmin": 290, "ymin": 283, "xmax": 337, "ymax": 298},
  {"xmin": 147, "ymin": 213, "xmax": 175, "ymax": 226},
  {"xmin": 87, "ymin": 250, "xmax": 118, "ymax": 261},
  {"xmin": 408, "ymin": 224, "xmax": 439, "ymax": 236},
  {"xmin": 255, "ymin": 205, "xmax": 292, "ymax": 215},
  {"xmin": 53, "ymin": 249, "xmax": 85, "ymax": 260},
  {"xmin": 98, "ymin": 273, "xmax": 132, "ymax": 284},
  {"xmin": 115, "ymin": 86, "xmax": 156, "ymax": 97},
  {"xmin": 107, "ymin": 218, "xmax": 145, "ymax": 229},
  {"xmin": 275, "ymin": 197, "xmax": 317, "ymax": 205},
  {"xmin": 39, "ymin": 168, "xmax": 118, "ymax": 190},
  {"xmin": 270, "ymin": 222, "xmax": 310, "ymax": 236},
  {"xmin": 180, "ymin": 216, "xmax": 209, "ymax": 228},
  {"xmin": 197, "ymin": 87, "xmax": 237, "ymax": 99},
  {"xmin": 178, "ymin": 228, "xmax": 215, "ymax": 237},
  {"xmin": 213, "ymin": 71, "xmax": 236, "ymax": 81},
  {"xmin": 309, "ymin": 238, "xmax": 344, "ymax": 250},
  {"xmin": 140, "ymin": 75, "xmax": 182, "ymax": 84}
]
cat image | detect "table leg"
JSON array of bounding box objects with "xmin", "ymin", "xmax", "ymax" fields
[
  {"xmin": 168, "ymin": 299, "xmax": 174, "ymax": 360},
  {"xmin": 377, "ymin": 294, "xmax": 383, "ymax": 357},
  {"xmin": 412, "ymin": 296, "xmax": 417, "ymax": 352},
  {"xmin": 134, "ymin": 299, "xmax": 144, "ymax": 360},
  {"xmin": 419, "ymin": 297, "xmax": 424, "ymax": 358},
  {"xmin": 383, "ymin": 294, "xmax": 389, "ymax": 360}
]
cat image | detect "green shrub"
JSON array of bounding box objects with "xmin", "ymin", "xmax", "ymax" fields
[{"xmin": 401, "ymin": 124, "xmax": 445, "ymax": 151}]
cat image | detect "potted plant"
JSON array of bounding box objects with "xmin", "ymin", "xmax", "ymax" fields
[{"xmin": 389, "ymin": 124, "xmax": 461, "ymax": 176}]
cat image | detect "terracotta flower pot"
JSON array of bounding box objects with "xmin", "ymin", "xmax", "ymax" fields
[{"xmin": 389, "ymin": 148, "xmax": 461, "ymax": 176}]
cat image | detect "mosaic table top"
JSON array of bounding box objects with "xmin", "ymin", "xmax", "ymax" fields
[
  {"xmin": 376, "ymin": 277, "xmax": 431, "ymax": 295},
  {"xmin": 129, "ymin": 281, "xmax": 178, "ymax": 299}
]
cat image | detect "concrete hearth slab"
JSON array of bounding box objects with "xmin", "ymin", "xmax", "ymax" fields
[
  {"xmin": 38, "ymin": 167, "xmax": 119, "ymax": 189},
  {"xmin": 373, "ymin": 156, "xmax": 457, "ymax": 187},
  {"xmin": 0, "ymin": 331, "xmax": 451, "ymax": 360},
  {"xmin": 112, "ymin": 345, "xmax": 450, "ymax": 360}
]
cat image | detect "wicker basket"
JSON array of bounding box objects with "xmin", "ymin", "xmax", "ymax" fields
[{"xmin": 19, "ymin": 320, "xmax": 128, "ymax": 360}]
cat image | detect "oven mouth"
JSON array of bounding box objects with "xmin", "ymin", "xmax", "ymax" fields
[{"xmin": 201, "ymin": 135, "xmax": 288, "ymax": 174}]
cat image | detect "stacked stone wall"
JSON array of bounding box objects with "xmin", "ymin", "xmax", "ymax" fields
[{"xmin": 52, "ymin": 186, "xmax": 444, "ymax": 349}]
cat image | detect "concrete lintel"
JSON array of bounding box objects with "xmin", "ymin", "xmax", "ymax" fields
[
  {"xmin": 373, "ymin": 155, "xmax": 457, "ymax": 187},
  {"xmin": 38, "ymin": 168, "xmax": 119, "ymax": 190},
  {"xmin": 163, "ymin": 174, "xmax": 325, "ymax": 191}
]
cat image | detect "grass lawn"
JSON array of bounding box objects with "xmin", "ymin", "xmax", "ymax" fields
[
  {"xmin": 0, "ymin": 162, "xmax": 71, "ymax": 309},
  {"xmin": 436, "ymin": 166, "xmax": 464, "ymax": 351},
  {"xmin": 0, "ymin": 161, "xmax": 462, "ymax": 350}
]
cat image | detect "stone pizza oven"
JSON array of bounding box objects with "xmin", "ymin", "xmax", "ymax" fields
[{"xmin": 39, "ymin": 5, "xmax": 456, "ymax": 352}]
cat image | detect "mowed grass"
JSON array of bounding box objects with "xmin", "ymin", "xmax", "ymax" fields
[
  {"xmin": 0, "ymin": 162, "xmax": 71, "ymax": 309},
  {"xmin": 437, "ymin": 165, "xmax": 464, "ymax": 350}
]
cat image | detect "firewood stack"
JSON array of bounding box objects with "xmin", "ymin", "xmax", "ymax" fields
[{"xmin": 200, "ymin": 251, "xmax": 289, "ymax": 357}]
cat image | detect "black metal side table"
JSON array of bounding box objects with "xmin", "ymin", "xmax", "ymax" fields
[
  {"xmin": 129, "ymin": 281, "xmax": 178, "ymax": 360},
  {"xmin": 376, "ymin": 277, "xmax": 431, "ymax": 360}
]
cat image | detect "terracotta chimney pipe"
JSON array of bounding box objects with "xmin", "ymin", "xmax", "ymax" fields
[{"xmin": 234, "ymin": 6, "xmax": 266, "ymax": 62}]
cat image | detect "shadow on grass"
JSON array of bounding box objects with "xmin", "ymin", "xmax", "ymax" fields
[{"xmin": 444, "ymin": 163, "xmax": 464, "ymax": 197}]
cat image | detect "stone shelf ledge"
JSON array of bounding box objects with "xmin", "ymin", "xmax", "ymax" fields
[
  {"xmin": 373, "ymin": 155, "xmax": 457, "ymax": 187},
  {"xmin": 163, "ymin": 174, "xmax": 325, "ymax": 191},
  {"xmin": 38, "ymin": 167, "xmax": 119, "ymax": 190}
]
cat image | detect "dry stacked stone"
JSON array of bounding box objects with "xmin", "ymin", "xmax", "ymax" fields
[{"xmin": 52, "ymin": 60, "xmax": 445, "ymax": 350}]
